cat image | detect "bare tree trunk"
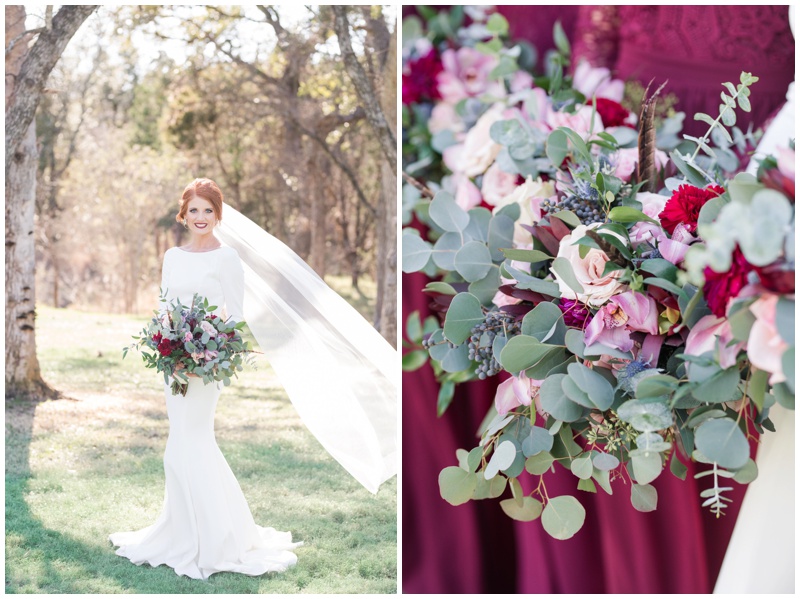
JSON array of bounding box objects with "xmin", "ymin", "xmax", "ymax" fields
[
  {"xmin": 308, "ymin": 148, "xmax": 327, "ymax": 276},
  {"xmin": 378, "ymin": 164, "xmax": 397, "ymax": 347},
  {"xmin": 5, "ymin": 5, "xmax": 94, "ymax": 400},
  {"xmin": 5, "ymin": 122, "xmax": 52, "ymax": 399}
]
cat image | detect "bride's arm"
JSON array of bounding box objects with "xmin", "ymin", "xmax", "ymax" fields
[{"xmin": 220, "ymin": 248, "xmax": 245, "ymax": 324}]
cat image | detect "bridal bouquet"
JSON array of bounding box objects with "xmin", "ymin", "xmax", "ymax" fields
[
  {"xmin": 402, "ymin": 8, "xmax": 794, "ymax": 540},
  {"xmin": 124, "ymin": 292, "xmax": 256, "ymax": 396}
]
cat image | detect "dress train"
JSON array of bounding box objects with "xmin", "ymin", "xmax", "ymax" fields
[{"xmin": 109, "ymin": 378, "xmax": 301, "ymax": 579}]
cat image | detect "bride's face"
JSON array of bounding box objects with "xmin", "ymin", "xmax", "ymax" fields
[{"xmin": 185, "ymin": 196, "xmax": 217, "ymax": 237}]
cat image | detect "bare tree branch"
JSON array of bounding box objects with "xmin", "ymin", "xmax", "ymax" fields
[
  {"xmin": 331, "ymin": 6, "xmax": 396, "ymax": 168},
  {"xmin": 5, "ymin": 5, "xmax": 97, "ymax": 167}
]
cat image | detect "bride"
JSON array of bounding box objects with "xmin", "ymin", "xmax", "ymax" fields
[{"xmin": 109, "ymin": 178, "xmax": 397, "ymax": 579}]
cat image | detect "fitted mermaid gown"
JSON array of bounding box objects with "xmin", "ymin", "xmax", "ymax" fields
[{"xmin": 109, "ymin": 246, "xmax": 301, "ymax": 579}]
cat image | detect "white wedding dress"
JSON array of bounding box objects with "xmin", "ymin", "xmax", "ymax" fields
[{"xmin": 109, "ymin": 246, "xmax": 301, "ymax": 579}]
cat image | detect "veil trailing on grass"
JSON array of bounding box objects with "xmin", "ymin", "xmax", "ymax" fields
[{"xmin": 214, "ymin": 202, "xmax": 397, "ymax": 494}]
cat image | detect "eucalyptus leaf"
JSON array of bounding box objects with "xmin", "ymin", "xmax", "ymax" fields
[
  {"xmin": 465, "ymin": 207, "xmax": 492, "ymax": 243},
  {"xmin": 484, "ymin": 440, "xmax": 517, "ymax": 479},
  {"xmin": 501, "ymin": 496, "xmax": 544, "ymax": 522},
  {"xmin": 472, "ymin": 474, "xmax": 508, "ymax": 500},
  {"xmin": 693, "ymin": 367, "xmax": 741, "ymax": 403},
  {"xmin": 592, "ymin": 451, "xmax": 620, "ymax": 471},
  {"xmin": 541, "ymin": 496, "xmax": 586, "ymax": 540},
  {"xmin": 521, "ymin": 301, "xmax": 564, "ymax": 341},
  {"xmin": 469, "ymin": 265, "xmax": 501, "ymax": 305},
  {"xmin": 617, "ymin": 399, "xmax": 672, "ymax": 432},
  {"xmin": 540, "ymin": 374, "xmax": 584, "ymax": 422},
  {"xmin": 732, "ymin": 458, "xmax": 758, "ymax": 484},
  {"xmin": 499, "ymin": 335, "xmax": 560, "ymax": 373},
  {"xmin": 546, "ymin": 128, "xmax": 569, "ymax": 166},
  {"xmin": 631, "ymin": 451, "xmax": 663, "ymax": 485},
  {"xmin": 439, "ymin": 467, "xmax": 478, "ymax": 506},
  {"xmin": 551, "ymin": 257, "xmax": 585, "ymax": 294},
  {"xmin": 455, "ymin": 241, "xmax": 494, "ymax": 282},
  {"xmin": 441, "ymin": 344, "xmax": 472, "ymax": 373},
  {"xmin": 423, "ymin": 281, "xmax": 457, "ymax": 295},
  {"xmin": 488, "ymin": 214, "xmax": 515, "ymax": 262},
  {"xmin": 431, "ymin": 232, "xmax": 463, "ymax": 271},
  {"xmin": 570, "ymin": 454, "xmax": 594, "ymax": 480},
  {"xmin": 695, "ymin": 418, "xmax": 749, "ymax": 469},
  {"xmin": 430, "ymin": 191, "xmax": 469, "ymax": 232},
  {"xmin": 525, "ymin": 452, "xmax": 555, "ymax": 475},
  {"xmin": 630, "ymin": 483, "xmax": 658, "ymax": 512},
  {"xmin": 522, "ymin": 426, "xmax": 554, "ymax": 457},
  {"xmin": 443, "ymin": 292, "xmax": 484, "ymax": 345},
  {"xmin": 567, "ymin": 362, "xmax": 614, "ymax": 410}
]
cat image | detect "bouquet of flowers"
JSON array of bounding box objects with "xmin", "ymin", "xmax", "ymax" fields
[
  {"xmin": 124, "ymin": 292, "xmax": 256, "ymax": 396},
  {"xmin": 402, "ymin": 8, "xmax": 794, "ymax": 540}
]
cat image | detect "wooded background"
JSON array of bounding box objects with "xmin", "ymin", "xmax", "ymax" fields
[{"xmin": 5, "ymin": 5, "xmax": 397, "ymax": 400}]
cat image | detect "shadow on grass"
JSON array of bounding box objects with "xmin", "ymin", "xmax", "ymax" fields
[{"xmin": 6, "ymin": 397, "xmax": 395, "ymax": 594}]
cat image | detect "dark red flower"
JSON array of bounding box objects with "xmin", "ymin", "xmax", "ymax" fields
[
  {"xmin": 588, "ymin": 97, "xmax": 631, "ymax": 128},
  {"xmin": 402, "ymin": 48, "xmax": 443, "ymax": 106},
  {"xmin": 659, "ymin": 184, "xmax": 725, "ymax": 235},
  {"xmin": 152, "ymin": 332, "xmax": 163, "ymax": 344},
  {"xmin": 703, "ymin": 246, "xmax": 755, "ymax": 317},
  {"xmin": 559, "ymin": 298, "xmax": 590, "ymax": 328},
  {"xmin": 157, "ymin": 338, "xmax": 175, "ymax": 357},
  {"xmin": 754, "ymin": 260, "xmax": 795, "ymax": 294}
]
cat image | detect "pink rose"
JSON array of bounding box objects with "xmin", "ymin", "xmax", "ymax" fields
[
  {"xmin": 437, "ymin": 47, "xmax": 505, "ymax": 104},
  {"xmin": 204, "ymin": 349, "xmax": 218, "ymax": 361},
  {"xmin": 747, "ymin": 295, "xmax": 788, "ymax": 384},
  {"xmin": 451, "ymin": 173, "xmax": 482, "ymax": 211},
  {"xmin": 584, "ymin": 291, "xmax": 660, "ymax": 352},
  {"xmin": 493, "ymin": 176, "xmax": 554, "ymax": 245},
  {"xmin": 614, "ymin": 148, "xmax": 668, "ymax": 183},
  {"xmin": 184, "ymin": 332, "xmax": 194, "ymax": 343},
  {"xmin": 684, "ymin": 315, "xmax": 744, "ymax": 369},
  {"xmin": 428, "ymin": 102, "xmax": 465, "ymax": 136},
  {"xmin": 442, "ymin": 104, "xmax": 504, "ymax": 177},
  {"xmin": 546, "ymin": 104, "xmax": 603, "ymax": 138},
  {"xmin": 572, "ymin": 60, "xmax": 625, "ymax": 102},
  {"xmin": 510, "ymin": 70, "xmax": 534, "ymax": 93},
  {"xmin": 551, "ymin": 224, "xmax": 627, "ymax": 306},
  {"xmin": 481, "ymin": 162, "xmax": 519, "ymax": 206},
  {"xmin": 200, "ymin": 321, "xmax": 217, "ymax": 337}
]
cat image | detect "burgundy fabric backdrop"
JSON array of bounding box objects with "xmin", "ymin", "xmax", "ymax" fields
[{"xmin": 401, "ymin": 5, "xmax": 794, "ymax": 593}]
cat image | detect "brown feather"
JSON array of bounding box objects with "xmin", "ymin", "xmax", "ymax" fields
[{"xmin": 637, "ymin": 80, "xmax": 668, "ymax": 192}]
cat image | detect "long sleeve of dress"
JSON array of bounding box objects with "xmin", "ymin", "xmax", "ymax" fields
[
  {"xmin": 158, "ymin": 250, "xmax": 171, "ymax": 315},
  {"xmin": 219, "ymin": 248, "xmax": 245, "ymax": 324}
]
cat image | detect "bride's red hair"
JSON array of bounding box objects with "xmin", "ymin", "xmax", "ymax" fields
[{"xmin": 176, "ymin": 178, "xmax": 224, "ymax": 223}]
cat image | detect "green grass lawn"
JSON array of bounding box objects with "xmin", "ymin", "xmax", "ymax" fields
[{"xmin": 5, "ymin": 280, "xmax": 396, "ymax": 594}]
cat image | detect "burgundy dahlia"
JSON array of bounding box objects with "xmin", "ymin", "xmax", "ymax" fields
[
  {"xmin": 659, "ymin": 184, "xmax": 724, "ymax": 235},
  {"xmin": 589, "ymin": 97, "xmax": 631, "ymax": 128},
  {"xmin": 754, "ymin": 260, "xmax": 795, "ymax": 295},
  {"xmin": 703, "ymin": 246, "xmax": 755, "ymax": 317},
  {"xmin": 559, "ymin": 298, "xmax": 590, "ymax": 328},
  {"xmin": 402, "ymin": 49, "xmax": 443, "ymax": 106}
]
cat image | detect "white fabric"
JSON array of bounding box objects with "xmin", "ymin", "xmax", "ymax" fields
[
  {"xmin": 110, "ymin": 247, "xmax": 300, "ymax": 579},
  {"xmin": 715, "ymin": 8, "xmax": 795, "ymax": 591},
  {"xmin": 213, "ymin": 203, "xmax": 397, "ymax": 494}
]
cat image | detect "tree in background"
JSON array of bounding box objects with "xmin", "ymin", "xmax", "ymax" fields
[{"xmin": 5, "ymin": 5, "xmax": 97, "ymax": 400}]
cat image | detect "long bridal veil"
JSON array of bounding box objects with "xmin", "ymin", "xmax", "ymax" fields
[{"xmin": 214, "ymin": 202, "xmax": 396, "ymax": 494}]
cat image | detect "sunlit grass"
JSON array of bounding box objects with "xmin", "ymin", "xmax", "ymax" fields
[{"xmin": 5, "ymin": 284, "xmax": 396, "ymax": 594}]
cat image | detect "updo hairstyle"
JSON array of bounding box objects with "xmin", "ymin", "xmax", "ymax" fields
[{"xmin": 176, "ymin": 178, "xmax": 224, "ymax": 224}]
